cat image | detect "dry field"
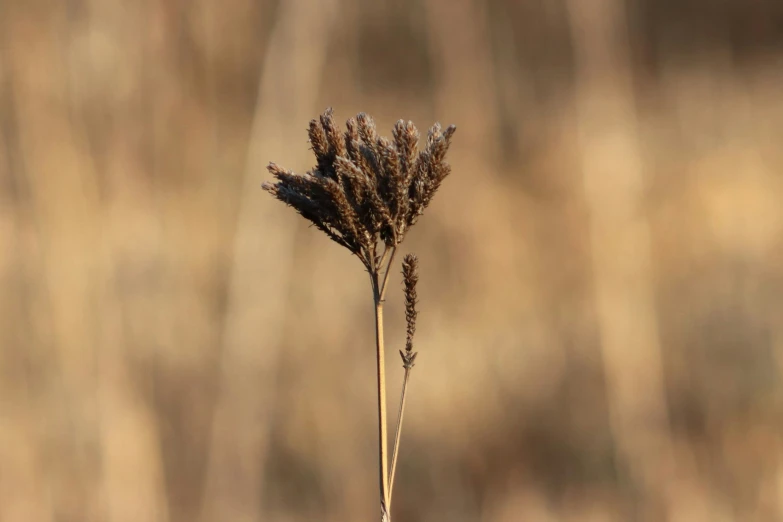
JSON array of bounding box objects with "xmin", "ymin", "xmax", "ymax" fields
[{"xmin": 2, "ymin": 0, "xmax": 783, "ymax": 520}]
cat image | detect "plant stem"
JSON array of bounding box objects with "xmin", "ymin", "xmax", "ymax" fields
[
  {"xmin": 377, "ymin": 245, "xmax": 391, "ymax": 273},
  {"xmin": 387, "ymin": 366, "xmax": 412, "ymax": 509},
  {"xmin": 380, "ymin": 247, "xmax": 397, "ymax": 302},
  {"xmin": 371, "ymin": 246, "xmax": 398, "ymax": 520},
  {"xmin": 373, "ymin": 292, "xmax": 390, "ymax": 515},
  {"xmin": 373, "ymin": 246, "xmax": 397, "ymax": 520}
]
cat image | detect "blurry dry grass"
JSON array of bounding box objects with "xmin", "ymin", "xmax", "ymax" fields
[{"xmin": 2, "ymin": 0, "xmax": 783, "ymax": 521}]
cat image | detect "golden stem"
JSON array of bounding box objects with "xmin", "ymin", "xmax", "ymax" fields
[
  {"xmin": 387, "ymin": 367, "xmax": 411, "ymax": 510},
  {"xmin": 371, "ymin": 246, "xmax": 398, "ymax": 519},
  {"xmin": 373, "ymin": 274, "xmax": 390, "ymax": 516}
]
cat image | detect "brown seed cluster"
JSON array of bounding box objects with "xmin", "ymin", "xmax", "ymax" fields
[
  {"xmin": 263, "ymin": 108, "xmax": 456, "ymax": 269},
  {"xmin": 401, "ymin": 254, "xmax": 419, "ymax": 369}
]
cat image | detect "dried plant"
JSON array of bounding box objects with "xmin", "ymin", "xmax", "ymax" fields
[
  {"xmin": 263, "ymin": 108, "xmax": 456, "ymax": 521},
  {"xmin": 388, "ymin": 254, "xmax": 418, "ymax": 508}
]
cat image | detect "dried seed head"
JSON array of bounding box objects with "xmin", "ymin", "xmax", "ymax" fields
[
  {"xmin": 392, "ymin": 120, "xmax": 419, "ymax": 234},
  {"xmin": 264, "ymin": 108, "xmax": 456, "ymax": 270},
  {"xmin": 308, "ymin": 119, "xmax": 329, "ymax": 167},
  {"xmin": 345, "ymin": 117, "xmax": 361, "ymax": 161},
  {"xmin": 402, "ymin": 254, "xmax": 418, "ymax": 350},
  {"xmin": 320, "ymin": 108, "xmax": 347, "ymax": 162},
  {"xmin": 393, "ymin": 120, "xmax": 420, "ymax": 183},
  {"xmin": 356, "ymin": 112, "xmax": 379, "ymax": 148}
]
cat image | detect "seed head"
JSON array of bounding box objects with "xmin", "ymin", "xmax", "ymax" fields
[
  {"xmin": 263, "ymin": 108, "xmax": 456, "ymax": 271},
  {"xmin": 400, "ymin": 254, "xmax": 419, "ymax": 369}
]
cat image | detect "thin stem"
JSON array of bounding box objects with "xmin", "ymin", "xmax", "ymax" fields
[
  {"xmin": 387, "ymin": 367, "xmax": 412, "ymax": 509},
  {"xmin": 371, "ymin": 246, "xmax": 398, "ymax": 521},
  {"xmin": 372, "ymin": 272, "xmax": 390, "ymax": 517},
  {"xmin": 377, "ymin": 244, "xmax": 390, "ymax": 273},
  {"xmin": 379, "ymin": 246, "xmax": 398, "ymax": 302}
]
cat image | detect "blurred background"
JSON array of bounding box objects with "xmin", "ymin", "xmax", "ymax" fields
[{"xmin": 2, "ymin": 0, "xmax": 783, "ymax": 520}]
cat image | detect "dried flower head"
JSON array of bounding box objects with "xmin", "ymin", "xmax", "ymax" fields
[
  {"xmin": 263, "ymin": 108, "xmax": 456, "ymax": 270},
  {"xmin": 400, "ymin": 254, "xmax": 419, "ymax": 369}
]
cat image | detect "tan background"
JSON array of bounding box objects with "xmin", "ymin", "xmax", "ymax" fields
[{"xmin": 2, "ymin": 0, "xmax": 783, "ymax": 520}]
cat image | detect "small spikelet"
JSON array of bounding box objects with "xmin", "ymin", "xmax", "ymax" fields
[
  {"xmin": 400, "ymin": 253, "xmax": 419, "ymax": 368},
  {"xmin": 345, "ymin": 117, "xmax": 361, "ymax": 161},
  {"xmin": 391, "ymin": 121, "xmax": 417, "ymax": 236},
  {"xmin": 358, "ymin": 143, "xmax": 382, "ymax": 184},
  {"xmin": 418, "ymin": 123, "xmax": 456, "ymax": 214},
  {"xmin": 427, "ymin": 122, "xmax": 442, "ymax": 147},
  {"xmin": 393, "ymin": 120, "xmax": 419, "ymax": 184},
  {"xmin": 320, "ymin": 177, "xmax": 362, "ymax": 246},
  {"xmin": 308, "ymin": 119, "xmax": 329, "ymax": 166},
  {"xmin": 321, "ymin": 108, "xmax": 347, "ymax": 161},
  {"xmin": 406, "ymin": 151, "xmax": 431, "ymax": 227},
  {"xmin": 376, "ymin": 136, "xmax": 400, "ymax": 236},
  {"xmin": 356, "ymin": 112, "xmax": 379, "ymax": 148},
  {"xmin": 443, "ymin": 124, "xmax": 457, "ymax": 144},
  {"xmin": 309, "ymin": 113, "xmax": 338, "ymax": 180}
]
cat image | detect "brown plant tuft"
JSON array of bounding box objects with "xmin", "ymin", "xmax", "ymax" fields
[{"xmin": 263, "ymin": 108, "xmax": 456, "ymax": 269}]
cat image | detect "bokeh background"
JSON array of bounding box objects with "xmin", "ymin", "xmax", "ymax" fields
[{"xmin": 2, "ymin": 0, "xmax": 783, "ymax": 520}]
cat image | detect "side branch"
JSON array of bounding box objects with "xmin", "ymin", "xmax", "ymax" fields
[
  {"xmin": 379, "ymin": 246, "xmax": 398, "ymax": 302},
  {"xmin": 388, "ymin": 365, "xmax": 412, "ymax": 509}
]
